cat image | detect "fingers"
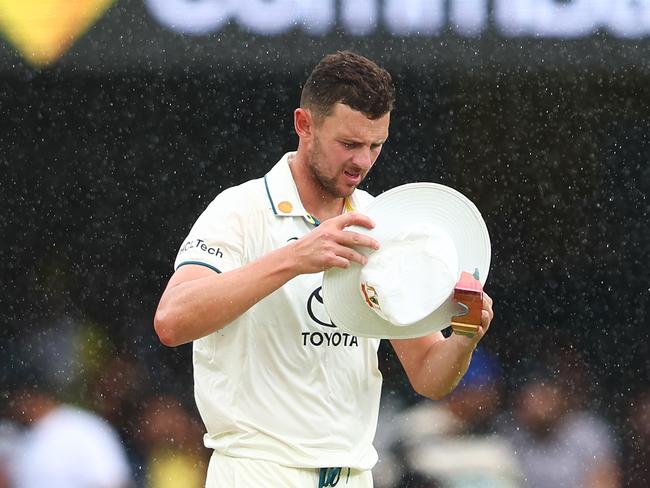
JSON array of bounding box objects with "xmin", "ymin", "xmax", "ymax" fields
[
  {"xmin": 480, "ymin": 293, "xmax": 494, "ymax": 335},
  {"xmin": 481, "ymin": 310, "xmax": 491, "ymax": 331},
  {"xmin": 328, "ymin": 243, "xmax": 370, "ymax": 268},
  {"xmin": 483, "ymin": 292, "xmax": 493, "ymax": 309},
  {"xmin": 334, "ymin": 211, "xmax": 376, "ymax": 230},
  {"xmin": 323, "ymin": 212, "xmax": 380, "ymax": 251},
  {"xmin": 337, "ymin": 231, "xmax": 380, "ymax": 251},
  {"xmin": 483, "ymin": 293, "xmax": 493, "ymax": 319},
  {"xmin": 326, "ymin": 255, "xmax": 352, "ymax": 270}
]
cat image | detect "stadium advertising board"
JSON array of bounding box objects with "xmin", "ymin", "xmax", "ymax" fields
[{"xmin": 0, "ymin": 0, "xmax": 648, "ymax": 71}]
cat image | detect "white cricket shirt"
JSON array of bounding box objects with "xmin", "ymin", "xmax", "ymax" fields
[{"xmin": 174, "ymin": 153, "xmax": 382, "ymax": 469}]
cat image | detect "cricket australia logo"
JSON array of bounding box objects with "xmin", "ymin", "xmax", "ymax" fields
[{"xmin": 303, "ymin": 286, "xmax": 358, "ymax": 347}]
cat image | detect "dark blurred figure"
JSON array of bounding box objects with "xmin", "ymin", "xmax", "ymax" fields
[
  {"xmin": 498, "ymin": 350, "xmax": 621, "ymax": 488},
  {"xmin": 89, "ymin": 356, "xmax": 143, "ymax": 425},
  {"xmin": 6, "ymin": 317, "xmax": 133, "ymax": 488},
  {"xmin": 376, "ymin": 347, "xmax": 522, "ymax": 488},
  {"xmin": 8, "ymin": 377, "xmax": 133, "ymax": 488},
  {"xmin": 623, "ymin": 388, "xmax": 650, "ymax": 488},
  {"xmin": 87, "ymin": 354, "xmax": 147, "ymax": 484},
  {"xmin": 135, "ymin": 394, "xmax": 208, "ymax": 488},
  {"xmin": 0, "ymin": 418, "xmax": 21, "ymax": 488}
]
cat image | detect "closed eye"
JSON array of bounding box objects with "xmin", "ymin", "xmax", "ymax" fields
[{"xmin": 341, "ymin": 141, "xmax": 384, "ymax": 150}]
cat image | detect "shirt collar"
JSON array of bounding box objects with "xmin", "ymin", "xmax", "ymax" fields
[{"xmin": 264, "ymin": 152, "xmax": 361, "ymax": 223}]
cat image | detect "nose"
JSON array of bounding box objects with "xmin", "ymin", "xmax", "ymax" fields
[{"xmin": 351, "ymin": 146, "xmax": 373, "ymax": 170}]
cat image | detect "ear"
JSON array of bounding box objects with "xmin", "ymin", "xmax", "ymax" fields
[{"xmin": 294, "ymin": 108, "xmax": 313, "ymax": 139}]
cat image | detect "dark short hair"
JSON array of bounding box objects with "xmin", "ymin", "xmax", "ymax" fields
[{"xmin": 300, "ymin": 51, "xmax": 395, "ymax": 120}]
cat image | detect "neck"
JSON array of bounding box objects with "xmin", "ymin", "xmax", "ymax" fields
[{"xmin": 289, "ymin": 153, "xmax": 346, "ymax": 222}]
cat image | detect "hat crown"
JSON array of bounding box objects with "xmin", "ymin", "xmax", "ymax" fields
[
  {"xmin": 359, "ymin": 225, "xmax": 459, "ymax": 326},
  {"xmin": 322, "ymin": 182, "xmax": 491, "ymax": 339}
]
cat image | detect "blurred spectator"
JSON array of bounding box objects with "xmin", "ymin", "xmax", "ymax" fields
[
  {"xmin": 375, "ymin": 347, "xmax": 522, "ymax": 488},
  {"xmin": 6, "ymin": 315, "xmax": 133, "ymax": 488},
  {"xmin": 623, "ymin": 388, "xmax": 650, "ymax": 487},
  {"xmin": 8, "ymin": 377, "xmax": 133, "ymax": 488},
  {"xmin": 87, "ymin": 354, "xmax": 147, "ymax": 483},
  {"xmin": 0, "ymin": 419, "xmax": 21, "ymax": 488},
  {"xmin": 136, "ymin": 394, "xmax": 208, "ymax": 488},
  {"xmin": 498, "ymin": 352, "xmax": 621, "ymax": 488},
  {"xmin": 89, "ymin": 355, "xmax": 143, "ymax": 426}
]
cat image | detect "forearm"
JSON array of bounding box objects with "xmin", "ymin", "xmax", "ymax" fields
[
  {"xmin": 155, "ymin": 212, "xmax": 380, "ymax": 347},
  {"xmin": 393, "ymin": 293, "xmax": 493, "ymax": 400},
  {"xmin": 410, "ymin": 334, "xmax": 476, "ymax": 400},
  {"xmin": 155, "ymin": 246, "xmax": 298, "ymax": 346}
]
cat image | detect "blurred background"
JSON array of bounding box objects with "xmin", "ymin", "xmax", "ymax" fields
[{"xmin": 1, "ymin": 1, "xmax": 649, "ymax": 487}]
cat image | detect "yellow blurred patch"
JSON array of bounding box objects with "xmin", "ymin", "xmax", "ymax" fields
[
  {"xmin": 0, "ymin": 0, "xmax": 115, "ymax": 67},
  {"xmin": 147, "ymin": 450, "xmax": 207, "ymax": 488}
]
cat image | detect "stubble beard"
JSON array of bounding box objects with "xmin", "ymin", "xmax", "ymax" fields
[{"xmin": 307, "ymin": 136, "xmax": 356, "ymax": 199}]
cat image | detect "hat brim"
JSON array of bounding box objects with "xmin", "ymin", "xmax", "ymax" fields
[{"xmin": 322, "ymin": 183, "xmax": 491, "ymax": 339}]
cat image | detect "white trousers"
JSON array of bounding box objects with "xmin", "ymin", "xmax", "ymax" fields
[{"xmin": 205, "ymin": 451, "xmax": 374, "ymax": 488}]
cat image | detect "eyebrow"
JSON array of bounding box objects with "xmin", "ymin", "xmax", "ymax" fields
[{"xmin": 340, "ymin": 137, "xmax": 386, "ymax": 146}]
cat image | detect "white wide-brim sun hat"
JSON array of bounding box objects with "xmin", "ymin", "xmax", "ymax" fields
[{"xmin": 322, "ymin": 182, "xmax": 491, "ymax": 339}]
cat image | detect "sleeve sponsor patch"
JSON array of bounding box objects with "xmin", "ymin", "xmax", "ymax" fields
[{"xmin": 179, "ymin": 238, "xmax": 224, "ymax": 258}]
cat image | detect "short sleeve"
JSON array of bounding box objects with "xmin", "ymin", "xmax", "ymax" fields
[{"xmin": 174, "ymin": 187, "xmax": 248, "ymax": 274}]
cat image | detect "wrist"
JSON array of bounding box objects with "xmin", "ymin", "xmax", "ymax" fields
[
  {"xmin": 277, "ymin": 241, "xmax": 302, "ymax": 279},
  {"xmin": 448, "ymin": 330, "xmax": 478, "ymax": 353}
]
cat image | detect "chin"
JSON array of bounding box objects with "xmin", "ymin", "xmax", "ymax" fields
[{"xmin": 338, "ymin": 186, "xmax": 356, "ymax": 198}]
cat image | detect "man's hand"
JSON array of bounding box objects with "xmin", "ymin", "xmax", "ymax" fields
[
  {"xmin": 390, "ymin": 292, "xmax": 495, "ymax": 400},
  {"xmin": 289, "ymin": 212, "xmax": 380, "ymax": 274},
  {"xmin": 459, "ymin": 292, "xmax": 494, "ymax": 346}
]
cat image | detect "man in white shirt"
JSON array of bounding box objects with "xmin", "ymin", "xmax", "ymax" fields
[
  {"xmin": 154, "ymin": 50, "xmax": 494, "ymax": 487},
  {"xmin": 9, "ymin": 376, "xmax": 132, "ymax": 488}
]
